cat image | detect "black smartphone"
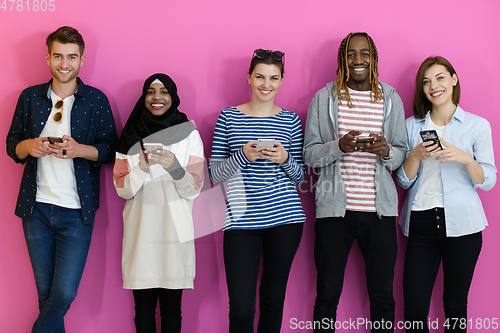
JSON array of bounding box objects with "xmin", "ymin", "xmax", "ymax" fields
[
  {"xmin": 47, "ymin": 136, "xmax": 63, "ymax": 144},
  {"xmin": 419, "ymin": 130, "xmax": 442, "ymax": 149}
]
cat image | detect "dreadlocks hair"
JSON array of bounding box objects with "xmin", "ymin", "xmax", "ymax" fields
[{"xmin": 333, "ymin": 32, "xmax": 383, "ymax": 108}]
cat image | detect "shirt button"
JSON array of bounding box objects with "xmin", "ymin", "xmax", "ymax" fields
[
  {"xmin": 436, "ymin": 216, "xmax": 440, "ymax": 220},
  {"xmin": 437, "ymin": 225, "xmax": 440, "ymax": 228}
]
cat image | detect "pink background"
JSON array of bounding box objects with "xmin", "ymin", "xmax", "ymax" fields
[{"xmin": 1, "ymin": 0, "xmax": 499, "ymax": 332}]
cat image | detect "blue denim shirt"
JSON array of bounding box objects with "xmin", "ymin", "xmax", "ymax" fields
[
  {"xmin": 397, "ymin": 106, "xmax": 496, "ymax": 237},
  {"xmin": 6, "ymin": 78, "xmax": 118, "ymax": 224}
]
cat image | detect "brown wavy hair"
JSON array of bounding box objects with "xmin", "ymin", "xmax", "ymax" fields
[{"xmin": 413, "ymin": 56, "xmax": 460, "ymax": 119}]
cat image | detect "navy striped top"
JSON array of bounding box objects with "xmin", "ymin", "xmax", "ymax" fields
[{"xmin": 209, "ymin": 107, "xmax": 306, "ymax": 230}]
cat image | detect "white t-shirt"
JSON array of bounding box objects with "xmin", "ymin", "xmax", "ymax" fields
[
  {"xmin": 36, "ymin": 90, "xmax": 80, "ymax": 209},
  {"xmin": 411, "ymin": 116, "xmax": 446, "ymax": 211}
]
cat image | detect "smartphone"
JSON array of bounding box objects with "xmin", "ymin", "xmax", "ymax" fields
[
  {"xmin": 419, "ymin": 130, "xmax": 442, "ymax": 149},
  {"xmin": 47, "ymin": 136, "xmax": 63, "ymax": 144},
  {"xmin": 356, "ymin": 136, "xmax": 374, "ymax": 144},
  {"xmin": 256, "ymin": 139, "xmax": 275, "ymax": 148},
  {"xmin": 143, "ymin": 143, "xmax": 163, "ymax": 154}
]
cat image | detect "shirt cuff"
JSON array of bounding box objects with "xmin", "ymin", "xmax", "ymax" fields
[
  {"xmin": 234, "ymin": 147, "xmax": 251, "ymax": 168},
  {"xmin": 165, "ymin": 156, "xmax": 186, "ymax": 180}
]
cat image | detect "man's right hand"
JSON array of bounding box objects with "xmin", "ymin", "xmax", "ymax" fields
[
  {"xmin": 15, "ymin": 137, "xmax": 51, "ymax": 159},
  {"xmin": 339, "ymin": 130, "xmax": 362, "ymax": 153}
]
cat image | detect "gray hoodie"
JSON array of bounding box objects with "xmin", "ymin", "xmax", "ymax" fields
[{"xmin": 303, "ymin": 81, "xmax": 406, "ymax": 218}]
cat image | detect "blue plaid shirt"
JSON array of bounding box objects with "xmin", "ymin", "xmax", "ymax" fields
[{"xmin": 6, "ymin": 78, "xmax": 118, "ymax": 224}]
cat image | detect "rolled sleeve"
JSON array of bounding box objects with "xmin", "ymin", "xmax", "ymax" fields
[
  {"xmin": 397, "ymin": 165, "xmax": 417, "ymax": 189},
  {"xmin": 6, "ymin": 91, "xmax": 32, "ymax": 165},
  {"xmin": 88, "ymin": 95, "xmax": 118, "ymax": 167},
  {"xmin": 472, "ymin": 120, "xmax": 496, "ymax": 191}
]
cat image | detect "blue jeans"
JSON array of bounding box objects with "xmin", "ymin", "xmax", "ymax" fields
[{"xmin": 23, "ymin": 202, "xmax": 94, "ymax": 333}]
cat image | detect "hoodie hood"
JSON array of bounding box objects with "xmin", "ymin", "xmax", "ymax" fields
[{"xmin": 325, "ymin": 80, "xmax": 395, "ymax": 101}]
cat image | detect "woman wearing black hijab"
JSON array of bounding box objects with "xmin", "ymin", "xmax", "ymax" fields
[{"xmin": 113, "ymin": 73, "xmax": 204, "ymax": 333}]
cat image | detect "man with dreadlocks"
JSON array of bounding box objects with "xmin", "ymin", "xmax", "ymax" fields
[{"xmin": 303, "ymin": 32, "xmax": 406, "ymax": 332}]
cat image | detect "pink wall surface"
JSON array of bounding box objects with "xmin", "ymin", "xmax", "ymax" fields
[{"xmin": 1, "ymin": 1, "xmax": 499, "ymax": 332}]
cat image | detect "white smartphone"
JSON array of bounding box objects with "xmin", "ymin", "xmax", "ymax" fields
[
  {"xmin": 143, "ymin": 143, "xmax": 163, "ymax": 154},
  {"xmin": 256, "ymin": 139, "xmax": 275, "ymax": 148}
]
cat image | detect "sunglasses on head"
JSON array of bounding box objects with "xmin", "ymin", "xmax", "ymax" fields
[
  {"xmin": 253, "ymin": 49, "xmax": 285, "ymax": 62},
  {"xmin": 53, "ymin": 100, "xmax": 64, "ymax": 123}
]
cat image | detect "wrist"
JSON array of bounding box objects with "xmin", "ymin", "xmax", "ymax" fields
[
  {"xmin": 382, "ymin": 144, "xmax": 394, "ymax": 160},
  {"xmin": 280, "ymin": 151, "xmax": 289, "ymax": 164},
  {"xmin": 338, "ymin": 139, "xmax": 346, "ymax": 153},
  {"xmin": 165, "ymin": 156, "xmax": 185, "ymax": 180},
  {"xmin": 15, "ymin": 142, "xmax": 27, "ymax": 159},
  {"xmin": 73, "ymin": 142, "xmax": 81, "ymax": 158},
  {"xmin": 463, "ymin": 154, "xmax": 476, "ymax": 167}
]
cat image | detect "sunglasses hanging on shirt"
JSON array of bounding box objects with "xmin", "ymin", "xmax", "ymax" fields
[{"xmin": 53, "ymin": 100, "xmax": 64, "ymax": 123}]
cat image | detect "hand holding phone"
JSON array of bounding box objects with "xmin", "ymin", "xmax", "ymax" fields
[
  {"xmin": 143, "ymin": 143, "xmax": 163, "ymax": 155},
  {"xmin": 256, "ymin": 139, "xmax": 275, "ymax": 148},
  {"xmin": 356, "ymin": 136, "xmax": 374, "ymax": 144},
  {"xmin": 419, "ymin": 130, "xmax": 442, "ymax": 149},
  {"xmin": 48, "ymin": 136, "xmax": 63, "ymax": 144}
]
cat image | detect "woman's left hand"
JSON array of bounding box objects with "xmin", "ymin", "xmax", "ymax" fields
[
  {"xmin": 261, "ymin": 141, "xmax": 289, "ymax": 164},
  {"xmin": 148, "ymin": 150, "xmax": 175, "ymax": 169},
  {"xmin": 434, "ymin": 137, "xmax": 473, "ymax": 165}
]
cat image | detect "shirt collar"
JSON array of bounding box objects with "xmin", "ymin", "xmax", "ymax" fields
[
  {"xmin": 451, "ymin": 105, "xmax": 465, "ymax": 123},
  {"xmin": 40, "ymin": 77, "xmax": 86, "ymax": 99},
  {"xmin": 422, "ymin": 105, "xmax": 465, "ymax": 124}
]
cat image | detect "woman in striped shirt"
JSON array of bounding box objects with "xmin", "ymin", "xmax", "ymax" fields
[{"xmin": 209, "ymin": 49, "xmax": 305, "ymax": 333}]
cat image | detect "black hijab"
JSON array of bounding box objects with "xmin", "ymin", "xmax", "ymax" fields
[{"xmin": 116, "ymin": 73, "xmax": 194, "ymax": 155}]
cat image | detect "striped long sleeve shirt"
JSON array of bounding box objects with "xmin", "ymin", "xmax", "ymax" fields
[{"xmin": 209, "ymin": 107, "xmax": 306, "ymax": 230}]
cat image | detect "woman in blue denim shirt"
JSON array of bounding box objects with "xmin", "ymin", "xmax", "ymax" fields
[{"xmin": 397, "ymin": 56, "xmax": 496, "ymax": 333}]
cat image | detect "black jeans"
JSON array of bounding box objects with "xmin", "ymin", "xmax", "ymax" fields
[
  {"xmin": 313, "ymin": 211, "xmax": 397, "ymax": 332},
  {"xmin": 403, "ymin": 208, "xmax": 482, "ymax": 333},
  {"xmin": 223, "ymin": 222, "xmax": 303, "ymax": 333},
  {"xmin": 133, "ymin": 288, "xmax": 183, "ymax": 333}
]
